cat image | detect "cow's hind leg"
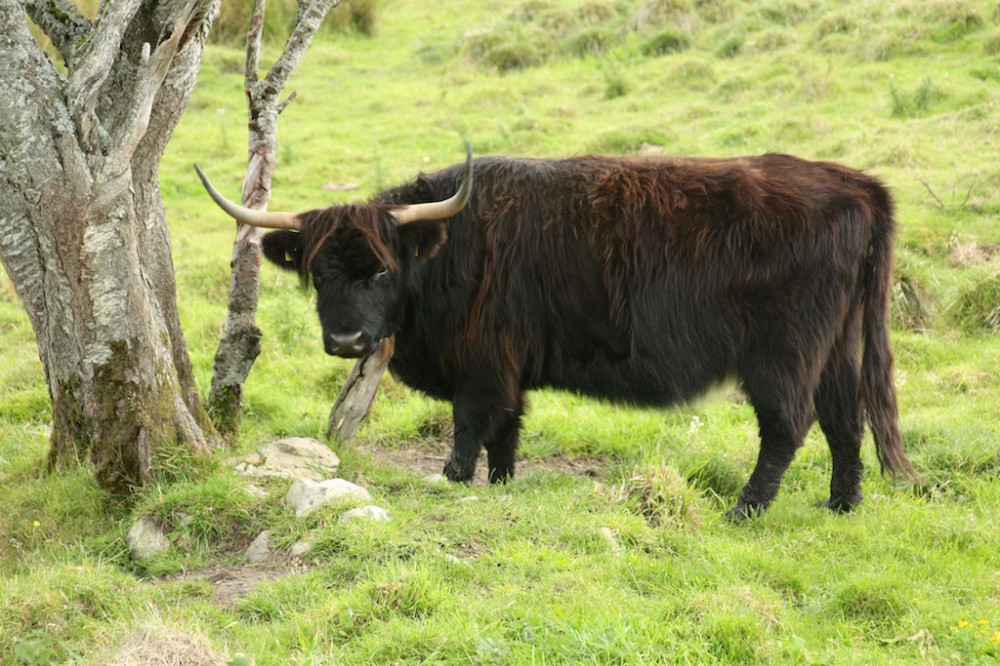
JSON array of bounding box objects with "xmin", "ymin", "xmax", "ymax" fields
[
  {"xmin": 729, "ymin": 360, "xmax": 817, "ymax": 521},
  {"xmin": 815, "ymin": 344, "xmax": 865, "ymax": 512},
  {"xmin": 445, "ymin": 386, "xmax": 523, "ymax": 484}
]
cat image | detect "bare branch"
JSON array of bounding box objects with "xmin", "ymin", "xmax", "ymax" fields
[
  {"xmin": 958, "ymin": 177, "xmax": 977, "ymax": 209},
  {"xmin": 262, "ymin": 0, "xmax": 343, "ymax": 98},
  {"xmin": 245, "ymin": 0, "xmax": 266, "ymax": 88},
  {"xmin": 916, "ymin": 177, "xmax": 945, "ymax": 211},
  {"xmin": 19, "ymin": 0, "xmax": 90, "ymax": 66},
  {"xmin": 277, "ymin": 90, "xmax": 297, "ymax": 114}
]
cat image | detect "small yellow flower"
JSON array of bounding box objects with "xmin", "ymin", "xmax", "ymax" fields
[
  {"xmin": 992, "ymin": 631, "xmax": 1000, "ymax": 646},
  {"xmin": 32, "ymin": 520, "xmax": 40, "ymax": 528},
  {"xmin": 958, "ymin": 620, "xmax": 972, "ymax": 628},
  {"xmin": 978, "ymin": 619, "xmax": 990, "ymax": 626}
]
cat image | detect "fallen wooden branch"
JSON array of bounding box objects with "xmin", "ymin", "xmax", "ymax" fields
[{"xmin": 327, "ymin": 335, "xmax": 395, "ymax": 443}]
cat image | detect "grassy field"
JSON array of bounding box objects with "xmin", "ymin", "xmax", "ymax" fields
[{"xmin": 2, "ymin": 0, "xmax": 1000, "ymax": 663}]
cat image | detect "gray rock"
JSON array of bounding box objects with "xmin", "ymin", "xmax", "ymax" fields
[
  {"xmin": 340, "ymin": 505, "xmax": 391, "ymax": 523},
  {"xmin": 126, "ymin": 516, "xmax": 170, "ymax": 560},
  {"xmin": 290, "ymin": 538, "xmax": 314, "ymax": 559},
  {"xmin": 421, "ymin": 473, "xmax": 447, "ymax": 485},
  {"xmin": 231, "ymin": 437, "xmax": 340, "ymax": 481},
  {"xmin": 285, "ymin": 478, "xmax": 372, "ymax": 517},
  {"xmin": 245, "ymin": 530, "xmax": 272, "ymax": 564},
  {"xmin": 244, "ymin": 484, "xmax": 269, "ymax": 500}
]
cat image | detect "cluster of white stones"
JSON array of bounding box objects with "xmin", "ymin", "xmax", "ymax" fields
[{"xmin": 126, "ymin": 438, "xmax": 391, "ymax": 563}]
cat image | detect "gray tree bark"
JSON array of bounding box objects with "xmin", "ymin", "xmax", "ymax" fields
[
  {"xmin": 0, "ymin": 0, "xmax": 220, "ymax": 493},
  {"xmin": 208, "ymin": 0, "xmax": 343, "ymax": 438},
  {"xmin": 328, "ymin": 336, "xmax": 394, "ymax": 442}
]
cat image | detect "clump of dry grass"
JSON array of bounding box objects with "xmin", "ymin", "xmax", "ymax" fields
[
  {"xmin": 610, "ymin": 464, "xmax": 705, "ymax": 529},
  {"xmin": 103, "ymin": 623, "xmax": 230, "ymax": 666}
]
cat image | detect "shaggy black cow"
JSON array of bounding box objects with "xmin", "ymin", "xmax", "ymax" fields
[{"xmin": 196, "ymin": 147, "xmax": 918, "ymax": 519}]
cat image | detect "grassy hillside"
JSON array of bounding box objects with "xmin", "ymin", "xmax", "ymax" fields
[{"xmin": 2, "ymin": 0, "xmax": 999, "ymax": 663}]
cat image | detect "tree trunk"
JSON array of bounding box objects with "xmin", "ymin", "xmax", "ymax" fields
[
  {"xmin": 208, "ymin": 0, "xmax": 343, "ymax": 438},
  {"xmin": 0, "ymin": 0, "xmax": 220, "ymax": 493}
]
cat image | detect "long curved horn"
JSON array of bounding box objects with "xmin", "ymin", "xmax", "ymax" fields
[
  {"xmin": 194, "ymin": 164, "xmax": 302, "ymax": 231},
  {"xmin": 390, "ymin": 145, "xmax": 474, "ymax": 225}
]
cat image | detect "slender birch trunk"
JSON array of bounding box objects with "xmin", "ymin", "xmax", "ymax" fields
[{"xmin": 208, "ymin": 0, "xmax": 343, "ymax": 438}]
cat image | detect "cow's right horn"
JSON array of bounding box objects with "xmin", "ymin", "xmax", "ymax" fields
[
  {"xmin": 194, "ymin": 164, "xmax": 302, "ymax": 231},
  {"xmin": 390, "ymin": 145, "xmax": 474, "ymax": 225}
]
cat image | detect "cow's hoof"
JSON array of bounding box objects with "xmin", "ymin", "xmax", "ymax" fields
[
  {"xmin": 819, "ymin": 496, "xmax": 861, "ymax": 513},
  {"xmin": 724, "ymin": 501, "xmax": 766, "ymax": 522},
  {"xmin": 443, "ymin": 460, "xmax": 474, "ymax": 484},
  {"xmin": 488, "ymin": 467, "xmax": 513, "ymax": 484}
]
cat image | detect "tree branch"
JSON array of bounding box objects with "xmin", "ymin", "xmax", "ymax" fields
[
  {"xmin": 19, "ymin": 0, "xmax": 90, "ymax": 66},
  {"xmin": 100, "ymin": 0, "xmax": 213, "ymax": 196},
  {"xmin": 277, "ymin": 90, "xmax": 297, "ymax": 114},
  {"xmin": 916, "ymin": 177, "xmax": 945, "ymax": 211},
  {"xmin": 67, "ymin": 0, "xmax": 142, "ymax": 151},
  {"xmin": 328, "ymin": 337, "xmax": 395, "ymax": 442},
  {"xmin": 262, "ymin": 0, "xmax": 342, "ymax": 98},
  {"xmin": 245, "ymin": 0, "xmax": 266, "ymax": 88}
]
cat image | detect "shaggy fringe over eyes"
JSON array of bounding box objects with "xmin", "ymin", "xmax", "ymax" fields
[{"xmin": 298, "ymin": 204, "xmax": 400, "ymax": 279}]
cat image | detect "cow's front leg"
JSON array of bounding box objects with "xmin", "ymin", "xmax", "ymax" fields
[{"xmin": 445, "ymin": 388, "xmax": 523, "ymax": 484}]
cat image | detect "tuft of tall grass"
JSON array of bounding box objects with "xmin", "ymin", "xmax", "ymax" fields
[
  {"xmin": 949, "ymin": 272, "xmax": 1000, "ymax": 334},
  {"xmin": 633, "ymin": 0, "xmax": 701, "ymax": 33},
  {"xmin": 889, "ymin": 77, "xmax": 944, "ymax": 117},
  {"xmin": 827, "ymin": 577, "xmax": 911, "ymax": 636},
  {"xmin": 641, "ymin": 27, "xmax": 693, "ymax": 55},
  {"xmin": 920, "ymin": 0, "xmax": 985, "ymax": 43},
  {"xmin": 612, "ymin": 465, "xmax": 705, "ymax": 529},
  {"xmin": 564, "ymin": 25, "xmax": 623, "ymax": 57},
  {"xmin": 891, "ymin": 251, "xmax": 935, "ymax": 331}
]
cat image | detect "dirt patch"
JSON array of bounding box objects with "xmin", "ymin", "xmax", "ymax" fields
[
  {"xmin": 159, "ymin": 562, "xmax": 307, "ymax": 608},
  {"xmin": 359, "ymin": 438, "xmax": 604, "ymax": 484},
  {"xmin": 146, "ymin": 443, "xmax": 603, "ymax": 610}
]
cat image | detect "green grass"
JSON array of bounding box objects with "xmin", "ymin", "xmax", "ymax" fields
[{"xmin": 3, "ymin": 0, "xmax": 1000, "ymax": 663}]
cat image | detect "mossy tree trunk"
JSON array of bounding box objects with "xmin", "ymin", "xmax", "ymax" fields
[{"xmin": 0, "ymin": 0, "xmax": 221, "ymax": 493}]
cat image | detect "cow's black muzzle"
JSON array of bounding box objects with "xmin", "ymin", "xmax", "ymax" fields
[{"xmin": 325, "ymin": 331, "xmax": 376, "ymax": 358}]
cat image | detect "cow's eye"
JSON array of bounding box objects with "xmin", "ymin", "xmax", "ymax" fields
[{"xmin": 371, "ymin": 268, "xmax": 389, "ymax": 284}]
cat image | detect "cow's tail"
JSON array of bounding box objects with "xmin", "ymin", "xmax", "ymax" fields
[{"xmin": 861, "ymin": 191, "xmax": 919, "ymax": 483}]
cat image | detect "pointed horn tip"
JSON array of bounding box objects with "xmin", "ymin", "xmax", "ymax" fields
[
  {"xmin": 389, "ymin": 146, "xmax": 474, "ymax": 225},
  {"xmin": 193, "ymin": 163, "xmax": 212, "ymax": 190},
  {"xmin": 192, "ymin": 162, "xmax": 302, "ymax": 231}
]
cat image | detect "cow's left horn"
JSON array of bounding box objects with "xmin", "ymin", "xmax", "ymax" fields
[
  {"xmin": 390, "ymin": 145, "xmax": 474, "ymax": 225},
  {"xmin": 194, "ymin": 164, "xmax": 302, "ymax": 231}
]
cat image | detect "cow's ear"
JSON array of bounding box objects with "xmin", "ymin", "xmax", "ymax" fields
[
  {"xmin": 262, "ymin": 230, "xmax": 304, "ymax": 272},
  {"xmin": 400, "ymin": 220, "xmax": 448, "ymax": 261}
]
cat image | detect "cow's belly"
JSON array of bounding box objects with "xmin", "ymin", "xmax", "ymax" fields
[{"xmin": 536, "ymin": 337, "xmax": 736, "ymax": 407}]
